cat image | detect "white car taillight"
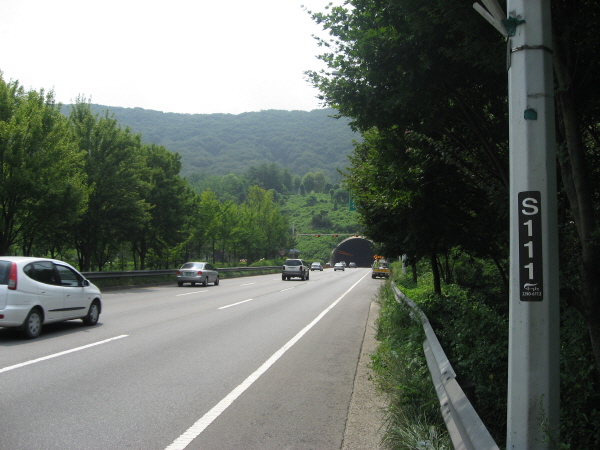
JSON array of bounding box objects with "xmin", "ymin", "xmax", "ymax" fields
[{"xmin": 8, "ymin": 262, "xmax": 17, "ymax": 290}]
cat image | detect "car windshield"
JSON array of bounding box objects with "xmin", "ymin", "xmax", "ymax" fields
[{"xmin": 284, "ymin": 260, "xmax": 302, "ymax": 266}]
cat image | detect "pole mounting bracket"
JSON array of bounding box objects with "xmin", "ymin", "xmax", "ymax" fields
[{"xmin": 502, "ymin": 16, "xmax": 527, "ymax": 36}]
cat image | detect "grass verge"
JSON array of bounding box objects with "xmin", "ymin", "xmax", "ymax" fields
[{"xmin": 371, "ymin": 280, "xmax": 452, "ymax": 449}]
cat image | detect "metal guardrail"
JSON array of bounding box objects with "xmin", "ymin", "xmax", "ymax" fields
[
  {"xmin": 392, "ymin": 284, "xmax": 500, "ymax": 450},
  {"xmin": 82, "ymin": 266, "xmax": 281, "ymax": 279}
]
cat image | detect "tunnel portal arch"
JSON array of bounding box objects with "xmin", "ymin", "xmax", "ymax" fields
[{"xmin": 330, "ymin": 237, "xmax": 375, "ymax": 268}]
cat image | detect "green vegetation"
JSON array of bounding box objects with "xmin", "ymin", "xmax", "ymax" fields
[
  {"xmin": 372, "ymin": 277, "xmax": 452, "ymax": 450},
  {"xmin": 0, "ymin": 74, "xmax": 357, "ymax": 271},
  {"xmin": 308, "ymin": 0, "xmax": 600, "ymax": 371},
  {"xmin": 0, "ymin": 79, "xmax": 299, "ymax": 271},
  {"xmin": 305, "ymin": 0, "xmax": 600, "ymax": 447},
  {"xmin": 378, "ymin": 260, "xmax": 600, "ymax": 449},
  {"xmin": 281, "ymin": 192, "xmax": 360, "ymax": 263},
  {"xmin": 80, "ymin": 105, "xmax": 358, "ymax": 182}
]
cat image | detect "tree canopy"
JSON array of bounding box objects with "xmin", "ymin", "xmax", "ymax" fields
[
  {"xmin": 0, "ymin": 80, "xmax": 87, "ymax": 256},
  {"xmin": 306, "ymin": 0, "xmax": 510, "ymax": 286},
  {"xmin": 74, "ymin": 105, "xmax": 358, "ymax": 183},
  {"xmin": 0, "ymin": 75, "xmax": 357, "ymax": 270}
]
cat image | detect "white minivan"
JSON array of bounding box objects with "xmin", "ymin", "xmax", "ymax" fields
[{"xmin": 0, "ymin": 257, "xmax": 102, "ymax": 339}]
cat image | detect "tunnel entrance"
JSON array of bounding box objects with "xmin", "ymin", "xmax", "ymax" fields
[{"xmin": 331, "ymin": 237, "xmax": 375, "ymax": 268}]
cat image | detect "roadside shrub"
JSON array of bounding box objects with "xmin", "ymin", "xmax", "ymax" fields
[
  {"xmin": 371, "ymin": 281, "xmax": 451, "ymax": 449},
  {"xmin": 416, "ymin": 284, "xmax": 508, "ymax": 445},
  {"xmin": 559, "ymin": 300, "xmax": 600, "ymax": 448},
  {"xmin": 392, "ymin": 261, "xmax": 600, "ymax": 449},
  {"xmin": 248, "ymin": 258, "xmax": 281, "ymax": 267}
]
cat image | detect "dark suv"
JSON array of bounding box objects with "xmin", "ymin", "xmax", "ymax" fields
[{"xmin": 282, "ymin": 259, "xmax": 310, "ymax": 281}]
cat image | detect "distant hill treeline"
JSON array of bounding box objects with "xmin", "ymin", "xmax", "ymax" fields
[{"xmin": 71, "ymin": 105, "xmax": 358, "ymax": 182}]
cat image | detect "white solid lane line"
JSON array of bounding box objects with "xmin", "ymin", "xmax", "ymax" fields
[
  {"xmin": 0, "ymin": 335, "xmax": 129, "ymax": 374},
  {"xmin": 164, "ymin": 271, "xmax": 370, "ymax": 450}
]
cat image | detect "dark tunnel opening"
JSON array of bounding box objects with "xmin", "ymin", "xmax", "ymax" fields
[{"xmin": 330, "ymin": 238, "xmax": 375, "ymax": 268}]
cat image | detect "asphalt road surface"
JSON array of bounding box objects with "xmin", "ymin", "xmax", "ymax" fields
[{"xmin": 0, "ymin": 267, "xmax": 381, "ymax": 450}]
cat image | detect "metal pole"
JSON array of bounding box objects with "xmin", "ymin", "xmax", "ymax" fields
[{"xmin": 506, "ymin": 0, "xmax": 560, "ymax": 447}]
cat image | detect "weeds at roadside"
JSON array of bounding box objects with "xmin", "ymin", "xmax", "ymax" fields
[{"xmin": 370, "ymin": 280, "xmax": 451, "ymax": 449}]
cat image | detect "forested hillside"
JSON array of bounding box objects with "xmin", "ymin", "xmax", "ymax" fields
[{"xmin": 77, "ymin": 105, "xmax": 358, "ymax": 182}]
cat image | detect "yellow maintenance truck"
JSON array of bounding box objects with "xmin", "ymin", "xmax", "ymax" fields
[{"xmin": 371, "ymin": 257, "xmax": 390, "ymax": 279}]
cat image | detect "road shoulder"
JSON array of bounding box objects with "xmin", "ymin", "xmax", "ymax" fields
[{"xmin": 342, "ymin": 300, "xmax": 386, "ymax": 449}]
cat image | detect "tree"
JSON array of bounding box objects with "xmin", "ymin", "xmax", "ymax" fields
[
  {"xmin": 305, "ymin": 0, "xmax": 600, "ymax": 377},
  {"xmin": 313, "ymin": 171, "xmax": 327, "ymax": 193},
  {"xmin": 131, "ymin": 144, "xmax": 191, "ymax": 269},
  {"xmin": 69, "ymin": 99, "xmax": 150, "ymax": 271},
  {"xmin": 181, "ymin": 190, "xmax": 219, "ymax": 262},
  {"xmin": 292, "ymin": 174, "xmax": 302, "ymax": 193},
  {"xmin": 0, "ymin": 75, "xmax": 87, "ymax": 256},
  {"xmin": 352, "ymin": 129, "xmax": 508, "ymax": 290},
  {"xmin": 306, "ymin": 0, "xmax": 509, "ymax": 187},
  {"xmin": 215, "ymin": 200, "xmax": 240, "ymax": 263},
  {"xmin": 239, "ymin": 186, "xmax": 288, "ymax": 262},
  {"xmin": 282, "ymin": 167, "xmax": 294, "ymax": 192},
  {"xmin": 551, "ymin": 0, "xmax": 600, "ymax": 375},
  {"xmin": 311, "ymin": 211, "xmax": 333, "ymax": 230},
  {"xmin": 199, "ymin": 190, "xmax": 221, "ymax": 262},
  {"xmin": 302, "ymin": 172, "xmax": 316, "ymax": 193},
  {"xmin": 333, "ymin": 189, "xmax": 349, "ymax": 205},
  {"xmin": 245, "ymin": 162, "xmax": 284, "ymax": 192},
  {"xmin": 220, "ymin": 173, "xmax": 247, "ymax": 203}
]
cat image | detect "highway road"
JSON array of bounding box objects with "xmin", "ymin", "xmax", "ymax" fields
[{"xmin": 0, "ymin": 267, "xmax": 381, "ymax": 450}]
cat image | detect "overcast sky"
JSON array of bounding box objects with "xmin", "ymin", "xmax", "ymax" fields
[{"xmin": 0, "ymin": 0, "xmax": 334, "ymax": 115}]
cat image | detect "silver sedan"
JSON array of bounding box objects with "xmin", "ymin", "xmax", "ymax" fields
[{"xmin": 176, "ymin": 262, "xmax": 219, "ymax": 286}]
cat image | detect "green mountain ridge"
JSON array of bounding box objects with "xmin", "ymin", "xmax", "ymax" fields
[{"xmin": 74, "ymin": 105, "xmax": 358, "ymax": 182}]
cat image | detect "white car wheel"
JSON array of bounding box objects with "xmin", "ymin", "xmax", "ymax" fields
[
  {"xmin": 83, "ymin": 301, "xmax": 100, "ymax": 326},
  {"xmin": 23, "ymin": 309, "xmax": 43, "ymax": 339}
]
